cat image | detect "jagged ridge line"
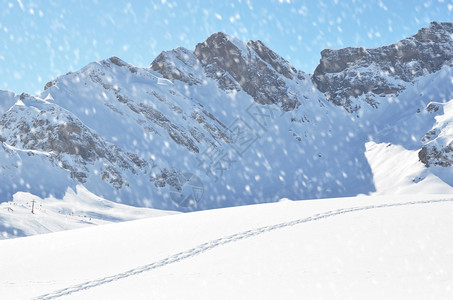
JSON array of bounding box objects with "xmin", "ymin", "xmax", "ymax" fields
[{"xmin": 35, "ymin": 198, "xmax": 453, "ymax": 300}]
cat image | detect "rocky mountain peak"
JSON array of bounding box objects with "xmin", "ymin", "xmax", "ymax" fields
[
  {"xmin": 247, "ymin": 40, "xmax": 297, "ymax": 80},
  {"xmin": 107, "ymin": 56, "xmax": 129, "ymax": 67},
  {"xmin": 194, "ymin": 32, "xmax": 249, "ymax": 83},
  {"xmin": 193, "ymin": 32, "xmax": 300, "ymax": 110},
  {"xmin": 150, "ymin": 47, "xmax": 204, "ymax": 85},
  {"xmin": 193, "ymin": 32, "xmax": 241, "ymax": 65},
  {"xmin": 414, "ymin": 21, "xmax": 453, "ymax": 43},
  {"xmin": 312, "ymin": 21, "xmax": 453, "ymax": 112}
]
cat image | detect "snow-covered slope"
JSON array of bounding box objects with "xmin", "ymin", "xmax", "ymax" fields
[
  {"xmin": 1, "ymin": 22, "xmax": 453, "ymax": 238},
  {"xmin": 1, "ymin": 32, "xmax": 353, "ymax": 211},
  {"xmin": 1, "ymin": 194, "xmax": 452, "ymax": 299},
  {"xmin": 0, "ymin": 185, "xmax": 177, "ymax": 239}
]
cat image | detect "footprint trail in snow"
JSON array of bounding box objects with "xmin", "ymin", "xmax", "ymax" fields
[{"xmin": 36, "ymin": 198, "xmax": 453, "ymax": 300}]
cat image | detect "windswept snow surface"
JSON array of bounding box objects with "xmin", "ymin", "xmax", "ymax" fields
[{"xmin": 1, "ymin": 194, "xmax": 452, "ymax": 299}]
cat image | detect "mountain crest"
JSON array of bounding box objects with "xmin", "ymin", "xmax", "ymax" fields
[
  {"xmin": 193, "ymin": 32, "xmax": 301, "ymax": 110},
  {"xmin": 414, "ymin": 21, "xmax": 453, "ymax": 43},
  {"xmin": 1, "ymin": 23, "xmax": 453, "ymax": 214},
  {"xmin": 312, "ymin": 21, "xmax": 453, "ymax": 112},
  {"xmin": 247, "ymin": 39, "xmax": 297, "ymax": 79},
  {"xmin": 150, "ymin": 47, "xmax": 204, "ymax": 85}
]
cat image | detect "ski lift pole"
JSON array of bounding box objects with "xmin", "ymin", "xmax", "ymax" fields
[{"xmin": 31, "ymin": 199, "xmax": 36, "ymax": 214}]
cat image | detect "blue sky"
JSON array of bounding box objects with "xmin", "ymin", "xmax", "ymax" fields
[{"xmin": 1, "ymin": 0, "xmax": 452, "ymax": 94}]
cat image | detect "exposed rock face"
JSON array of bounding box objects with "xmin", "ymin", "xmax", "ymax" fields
[
  {"xmin": 150, "ymin": 47, "xmax": 204, "ymax": 85},
  {"xmin": 312, "ymin": 22, "xmax": 453, "ymax": 112},
  {"xmin": 247, "ymin": 40, "xmax": 297, "ymax": 80},
  {"xmin": 194, "ymin": 32, "xmax": 300, "ymax": 111},
  {"xmin": 418, "ymin": 102, "xmax": 453, "ymax": 167},
  {"xmin": 0, "ymin": 95, "xmax": 147, "ymax": 188},
  {"xmin": 419, "ymin": 144, "xmax": 453, "ymax": 167},
  {"xmin": 150, "ymin": 33, "xmax": 305, "ymax": 111}
]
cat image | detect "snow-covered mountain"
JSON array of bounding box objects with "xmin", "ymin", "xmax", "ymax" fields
[
  {"xmin": 1, "ymin": 22, "xmax": 453, "ymax": 231},
  {"xmin": 312, "ymin": 22, "xmax": 453, "ymax": 112}
]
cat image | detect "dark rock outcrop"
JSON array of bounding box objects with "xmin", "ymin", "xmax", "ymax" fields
[
  {"xmin": 419, "ymin": 143, "xmax": 453, "ymax": 167},
  {"xmin": 0, "ymin": 95, "xmax": 148, "ymax": 187},
  {"xmin": 150, "ymin": 47, "xmax": 204, "ymax": 85},
  {"xmin": 247, "ymin": 40, "xmax": 297, "ymax": 80},
  {"xmin": 418, "ymin": 102, "xmax": 453, "ymax": 167},
  {"xmin": 313, "ymin": 22, "xmax": 453, "ymax": 112},
  {"xmin": 194, "ymin": 32, "xmax": 300, "ymax": 111}
]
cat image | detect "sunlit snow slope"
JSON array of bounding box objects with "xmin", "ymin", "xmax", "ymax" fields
[
  {"xmin": 0, "ymin": 185, "xmax": 177, "ymax": 239},
  {"xmin": 1, "ymin": 194, "xmax": 452, "ymax": 299}
]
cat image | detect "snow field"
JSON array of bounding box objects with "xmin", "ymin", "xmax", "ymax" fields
[{"xmin": 1, "ymin": 194, "xmax": 452, "ymax": 299}]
